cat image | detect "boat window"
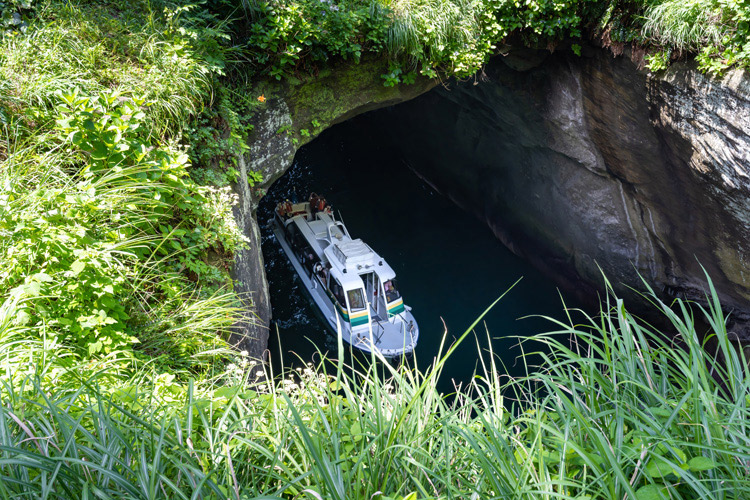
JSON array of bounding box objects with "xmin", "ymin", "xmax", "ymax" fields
[
  {"xmin": 383, "ymin": 279, "xmax": 401, "ymax": 302},
  {"xmin": 300, "ymin": 241, "xmax": 318, "ymax": 274},
  {"xmin": 286, "ymin": 224, "xmax": 300, "ymax": 248},
  {"xmin": 330, "ymin": 278, "xmax": 346, "ymax": 306},
  {"xmin": 347, "ymin": 288, "xmax": 366, "ymax": 312}
]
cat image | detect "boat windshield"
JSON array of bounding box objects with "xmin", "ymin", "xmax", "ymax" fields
[
  {"xmin": 347, "ymin": 288, "xmax": 366, "ymax": 312},
  {"xmin": 383, "ymin": 279, "xmax": 401, "ymax": 302}
]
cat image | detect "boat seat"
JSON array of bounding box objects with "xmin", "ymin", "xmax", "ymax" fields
[{"xmin": 289, "ymin": 203, "xmax": 309, "ymax": 217}]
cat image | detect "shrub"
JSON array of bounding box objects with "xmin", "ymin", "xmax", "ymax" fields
[
  {"xmin": 1, "ymin": 88, "xmax": 246, "ymax": 365},
  {"xmin": 240, "ymin": 0, "xmax": 592, "ymax": 84}
]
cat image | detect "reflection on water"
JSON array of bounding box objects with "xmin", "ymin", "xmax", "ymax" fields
[{"xmin": 258, "ymin": 115, "xmax": 584, "ymax": 392}]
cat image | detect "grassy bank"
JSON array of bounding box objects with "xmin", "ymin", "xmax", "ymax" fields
[
  {"xmin": 2, "ymin": 0, "xmax": 747, "ymax": 372},
  {"xmin": 1, "ymin": 280, "xmax": 747, "ymax": 499}
]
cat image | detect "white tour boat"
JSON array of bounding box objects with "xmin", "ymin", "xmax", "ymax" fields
[{"xmin": 271, "ymin": 193, "xmax": 418, "ymax": 357}]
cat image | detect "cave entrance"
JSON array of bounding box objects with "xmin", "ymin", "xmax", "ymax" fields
[{"xmin": 257, "ymin": 108, "xmax": 585, "ymax": 391}]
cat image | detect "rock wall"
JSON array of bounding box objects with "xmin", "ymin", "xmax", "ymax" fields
[
  {"xmin": 358, "ymin": 47, "xmax": 750, "ymax": 339},
  {"xmin": 230, "ymin": 59, "xmax": 437, "ymax": 360},
  {"xmin": 232, "ymin": 45, "xmax": 750, "ymax": 358}
]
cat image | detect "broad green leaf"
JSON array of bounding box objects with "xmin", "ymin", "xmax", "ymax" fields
[
  {"xmin": 70, "ymin": 260, "xmax": 86, "ymax": 276},
  {"xmin": 24, "ymin": 281, "xmax": 41, "ymax": 296},
  {"xmin": 636, "ymin": 484, "xmax": 667, "ymax": 500},
  {"xmin": 14, "ymin": 309, "xmax": 30, "ymax": 326},
  {"xmin": 350, "ymin": 421, "xmax": 362, "ymax": 442},
  {"xmin": 688, "ymin": 456, "xmax": 717, "ymax": 471},
  {"xmin": 645, "ymin": 458, "xmax": 679, "ymax": 478},
  {"xmin": 88, "ymin": 340, "xmax": 103, "ymax": 354}
]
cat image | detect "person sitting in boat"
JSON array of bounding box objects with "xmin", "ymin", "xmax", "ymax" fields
[
  {"xmin": 383, "ymin": 280, "xmax": 400, "ymax": 302},
  {"xmin": 277, "ymin": 200, "xmax": 291, "ymax": 217},
  {"xmin": 314, "ymin": 262, "xmax": 328, "ymax": 282},
  {"xmin": 309, "ymin": 193, "xmax": 319, "ymax": 214},
  {"xmin": 309, "ymin": 193, "xmax": 327, "ymax": 216},
  {"xmin": 301, "ymin": 249, "xmax": 314, "ymax": 265}
]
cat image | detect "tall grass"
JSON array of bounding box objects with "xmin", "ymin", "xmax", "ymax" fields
[
  {"xmin": 0, "ymin": 0, "xmax": 248, "ymax": 372},
  {"xmin": 381, "ymin": 0, "xmax": 497, "ymax": 73},
  {"xmin": 0, "ymin": 277, "xmax": 747, "ymax": 498},
  {"xmin": 643, "ymin": 0, "xmax": 725, "ymax": 51},
  {"xmin": 0, "ymin": 0, "xmax": 214, "ymax": 137}
]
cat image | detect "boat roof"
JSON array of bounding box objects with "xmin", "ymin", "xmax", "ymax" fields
[
  {"xmin": 334, "ymin": 239, "xmax": 374, "ymax": 266},
  {"xmin": 325, "ymin": 237, "xmax": 396, "ymax": 289},
  {"xmin": 287, "ymin": 209, "xmax": 397, "ymax": 290}
]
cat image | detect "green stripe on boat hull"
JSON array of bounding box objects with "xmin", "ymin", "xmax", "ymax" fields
[
  {"xmin": 388, "ymin": 303, "xmax": 405, "ymax": 316},
  {"xmin": 350, "ymin": 316, "xmax": 369, "ymax": 327}
]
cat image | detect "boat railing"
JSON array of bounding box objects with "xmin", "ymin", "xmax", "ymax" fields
[
  {"xmin": 374, "ymin": 323, "xmax": 386, "ymax": 345},
  {"xmin": 327, "ymin": 221, "xmax": 349, "ymax": 243},
  {"xmin": 401, "ymin": 318, "xmax": 416, "ymax": 348}
]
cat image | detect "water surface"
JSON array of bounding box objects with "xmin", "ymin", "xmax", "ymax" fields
[{"xmin": 258, "ymin": 116, "xmax": 583, "ymax": 392}]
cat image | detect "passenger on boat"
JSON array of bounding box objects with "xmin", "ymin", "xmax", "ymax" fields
[
  {"xmin": 314, "ymin": 262, "xmax": 328, "ymax": 282},
  {"xmin": 384, "ymin": 280, "xmax": 400, "ymax": 302},
  {"xmin": 310, "ymin": 192, "xmax": 328, "ymax": 214},
  {"xmin": 277, "ymin": 200, "xmax": 293, "ymax": 217},
  {"xmin": 301, "ymin": 250, "xmax": 315, "ymax": 267}
]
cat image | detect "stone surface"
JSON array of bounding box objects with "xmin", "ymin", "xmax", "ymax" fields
[
  {"xmin": 232, "ymin": 46, "xmax": 750, "ymax": 353},
  {"xmin": 358, "ymin": 49, "xmax": 750, "ymax": 339},
  {"xmin": 230, "ymin": 59, "xmax": 437, "ymax": 360}
]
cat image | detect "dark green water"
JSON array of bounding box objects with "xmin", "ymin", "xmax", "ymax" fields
[{"xmin": 258, "ymin": 116, "xmax": 584, "ymax": 392}]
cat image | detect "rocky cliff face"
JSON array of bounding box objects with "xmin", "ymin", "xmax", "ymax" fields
[
  {"xmin": 230, "ymin": 59, "xmax": 436, "ymax": 360},
  {"xmin": 359, "ymin": 47, "xmax": 750, "ymax": 339},
  {"xmin": 233, "ymin": 45, "xmax": 750, "ymax": 358}
]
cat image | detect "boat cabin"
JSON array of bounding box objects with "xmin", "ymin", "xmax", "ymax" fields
[
  {"xmin": 281, "ymin": 209, "xmax": 406, "ymax": 330},
  {"xmin": 273, "ymin": 194, "xmax": 417, "ymax": 355},
  {"xmin": 323, "ymin": 238, "xmax": 404, "ymax": 328}
]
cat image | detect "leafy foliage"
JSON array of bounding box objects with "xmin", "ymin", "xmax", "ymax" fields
[
  {"xmin": 243, "ymin": 0, "xmax": 383, "ymax": 80},
  {"xmin": 186, "ymin": 85, "xmax": 260, "ymax": 187},
  {"xmin": 0, "ymin": 0, "xmax": 249, "ymax": 371},
  {"xmin": 1, "ymin": 89, "xmax": 246, "ymax": 361},
  {"xmin": 595, "ymin": 0, "xmax": 750, "ymax": 73},
  {"xmin": 2, "ymin": 1, "xmax": 750, "ymax": 499},
  {"xmin": 237, "ymin": 0, "xmax": 750, "ymax": 79},
  {"xmin": 0, "ymin": 0, "xmax": 33, "ymax": 36},
  {"xmin": 239, "ymin": 0, "xmax": 595, "ymax": 84}
]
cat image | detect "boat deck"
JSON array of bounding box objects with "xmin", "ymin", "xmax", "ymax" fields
[{"xmin": 350, "ymin": 316, "xmax": 417, "ymax": 354}]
